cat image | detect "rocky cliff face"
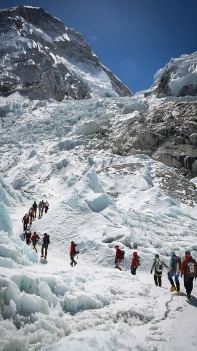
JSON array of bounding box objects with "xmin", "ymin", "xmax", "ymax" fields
[
  {"xmin": 127, "ymin": 100, "xmax": 197, "ymax": 176},
  {"xmin": 0, "ymin": 6, "xmax": 132, "ymax": 101},
  {"xmin": 86, "ymin": 99, "xmax": 197, "ymax": 177}
]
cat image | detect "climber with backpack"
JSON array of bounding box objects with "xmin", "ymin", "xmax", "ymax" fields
[
  {"xmin": 22, "ymin": 213, "xmax": 30, "ymax": 231},
  {"xmin": 151, "ymin": 254, "xmax": 168, "ymax": 287},
  {"xmin": 70, "ymin": 241, "xmax": 79, "ymax": 267},
  {"xmin": 38, "ymin": 201, "xmax": 43, "ymax": 217},
  {"xmin": 181, "ymin": 250, "xmax": 197, "ymax": 298},
  {"xmin": 29, "ymin": 207, "xmax": 35, "ymax": 225},
  {"xmin": 131, "ymin": 251, "xmax": 141, "ymax": 275},
  {"xmin": 32, "ymin": 201, "xmax": 38, "ymax": 218},
  {"xmin": 168, "ymin": 250, "xmax": 181, "ymax": 293},
  {"xmin": 31, "ymin": 231, "xmax": 40, "ymax": 252},
  {"xmin": 41, "ymin": 233, "xmax": 50, "ymax": 259},
  {"xmin": 24, "ymin": 228, "xmax": 31, "ymax": 245},
  {"xmin": 114, "ymin": 245, "xmax": 124, "ymax": 271},
  {"xmin": 45, "ymin": 200, "xmax": 49, "ymax": 213}
]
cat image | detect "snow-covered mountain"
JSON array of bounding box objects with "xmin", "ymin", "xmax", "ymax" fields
[
  {"xmin": 0, "ymin": 5, "xmax": 132, "ymax": 101},
  {"xmin": 0, "ymin": 5, "xmax": 197, "ymax": 351},
  {"xmin": 146, "ymin": 51, "xmax": 197, "ymax": 98}
]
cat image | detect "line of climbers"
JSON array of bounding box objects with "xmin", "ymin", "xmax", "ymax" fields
[
  {"xmin": 21, "ymin": 207, "xmax": 197, "ymax": 299},
  {"xmin": 114, "ymin": 246, "xmax": 197, "ymax": 299},
  {"xmin": 22, "ymin": 200, "xmax": 50, "ymax": 260}
]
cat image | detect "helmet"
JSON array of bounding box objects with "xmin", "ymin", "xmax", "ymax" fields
[
  {"xmin": 71, "ymin": 241, "xmax": 74, "ymax": 243},
  {"xmin": 34, "ymin": 231, "xmax": 36, "ymax": 234},
  {"xmin": 114, "ymin": 245, "xmax": 119, "ymax": 249},
  {"xmin": 185, "ymin": 250, "xmax": 190, "ymax": 255},
  {"xmin": 170, "ymin": 250, "xmax": 175, "ymax": 256},
  {"xmin": 155, "ymin": 254, "xmax": 159, "ymax": 258},
  {"xmin": 44, "ymin": 233, "xmax": 47, "ymax": 235}
]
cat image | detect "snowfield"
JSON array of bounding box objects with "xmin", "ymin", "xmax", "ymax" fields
[{"xmin": 0, "ymin": 92, "xmax": 197, "ymax": 351}]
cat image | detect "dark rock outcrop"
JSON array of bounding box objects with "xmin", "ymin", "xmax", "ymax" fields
[{"xmin": 90, "ymin": 100, "xmax": 197, "ymax": 177}]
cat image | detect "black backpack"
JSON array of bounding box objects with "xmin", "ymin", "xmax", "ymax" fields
[
  {"xmin": 44, "ymin": 234, "xmax": 50, "ymax": 244},
  {"xmin": 155, "ymin": 258, "xmax": 163, "ymax": 273},
  {"xmin": 185, "ymin": 259, "xmax": 196, "ymax": 278},
  {"xmin": 120, "ymin": 250, "xmax": 125, "ymax": 260},
  {"xmin": 46, "ymin": 234, "xmax": 50, "ymax": 244}
]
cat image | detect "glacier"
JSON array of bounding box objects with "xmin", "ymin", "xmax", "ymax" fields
[{"xmin": 0, "ymin": 91, "xmax": 197, "ymax": 351}]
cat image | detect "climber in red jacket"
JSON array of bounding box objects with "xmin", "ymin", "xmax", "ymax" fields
[
  {"xmin": 70, "ymin": 241, "xmax": 77, "ymax": 267},
  {"xmin": 130, "ymin": 251, "xmax": 140, "ymax": 275}
]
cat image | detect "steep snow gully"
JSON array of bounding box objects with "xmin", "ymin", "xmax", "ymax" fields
[{"xmin": 0, "ymin": 94, "xmax": 197, "ymax": 351}]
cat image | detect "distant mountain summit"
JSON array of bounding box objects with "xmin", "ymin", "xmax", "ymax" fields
[
  {"xmin": 145, "ymin": 51, "xmax": 197, "ymax": 98},
  {"xmin": 0, "ymin": 5, "xmax": 132, "ymax": 101}
]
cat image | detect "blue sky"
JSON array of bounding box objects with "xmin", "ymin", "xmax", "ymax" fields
[{"xmin": 1, "ymin": 0, "xmax": 197, "ymax": 94}]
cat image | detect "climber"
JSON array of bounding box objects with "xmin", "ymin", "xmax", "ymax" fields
[
  {"xmin": 29, "ymin": 207, "xmax": 35, "ymax": 225},
  {"xmin": 22, "ymin": 213, "xmax": 29, "ymax": 231},
  {"xmin": 45, "ymin": 200, "xmax": 49, "ymax": 213},
  {"xmin": 32, "ymin": 201, "xmax": 38, "ymax": 218},
  {"xmin": 31, "ymin": 231, "xmax": 40, "ymax": 252},
  {"xmin": 151, "ymin": 254, "xmax": 168, "ymax": 287},
  {"xmin": 130, "ymin": 251, "xmax": 141, "ymax": 275},
  {"xmin": 181, "ymin": 250, "xmax": 197, "ymax": 298},
  {"xmin": 168, "ymin": 250, "xmax": 181, "ymax": 293},
  {"xmin": 41, "ymin": 233, "xmax": 50, "ymax": 259},
  {"xmin": 70, "ymin": 241, "xmax": 78, "ymax": 267},
  {"xmin": 24, "ymin": 228, "xmax": 31, "ymax": 245},
  {"xmin": 114, "ymin": 245, "xmax": 123, "ymax": 271},
  {"xmin": 38, "ymin": 201, "xmax": 43, "ymax": 217}
]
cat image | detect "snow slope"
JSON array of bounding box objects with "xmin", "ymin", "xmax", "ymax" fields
[{"xmin": 0, "ymin": 93, "xmax": 197, "ymax": 351}]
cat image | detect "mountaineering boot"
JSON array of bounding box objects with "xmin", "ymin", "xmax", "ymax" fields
[
  {"xmin": 74, "ymin": 261, "xmax": 77, "ymax": 266},
  {"xmin": 175, "ymin": 279, "xmax": 180, "ymax": 293},
  {"xmin": 169, "ymin": 278, "xmax": 176, "ymax": 291},
  {"xmin": 45, "ymin": 255, "xmax": 47, "ymax": 259},
  {"xmin": 41, "ymin": 254, "xmax": 44, "ymax": 258},
  {"xmin": 116, "ymin": 266, "xmax": 122, "ymax": 271},
  {"xmin": 175, "ymin": 281, "xmax": 180, "ymax": 293}
]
